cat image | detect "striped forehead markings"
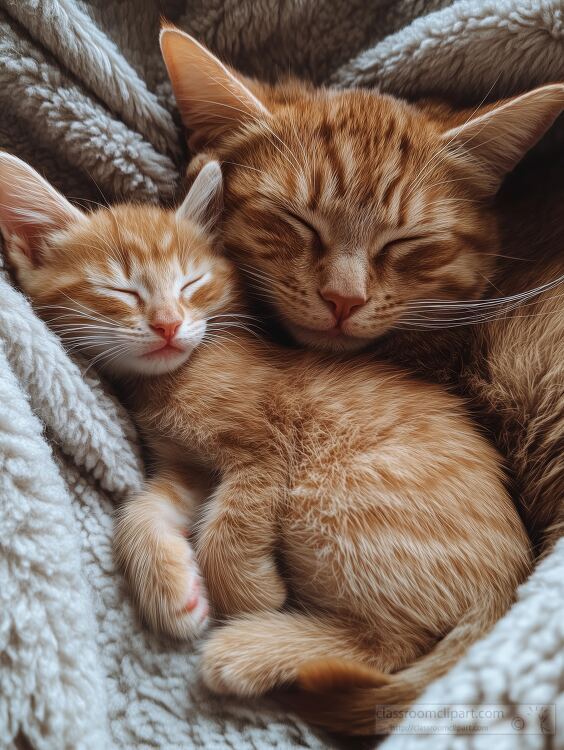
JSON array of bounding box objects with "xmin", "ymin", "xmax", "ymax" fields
[
  {"xmin": 120, "ymin": 229, "xmax": 151, "ymax": 252},
  {"xmin": 158, "ymin": 231, "xmax": 174, "ymax": 253}
]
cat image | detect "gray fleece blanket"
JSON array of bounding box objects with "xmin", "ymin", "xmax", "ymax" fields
[{"xmin": 0, "ymin": 2, "xmax": 563, "ymax": 749}]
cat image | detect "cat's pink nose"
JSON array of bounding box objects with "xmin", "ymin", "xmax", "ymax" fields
[
  {"xmin": 150, "ymin": 320, "xmax": 182, "ymax": 341},
  {"xmin": 319, "ymin": 290, "xmax": 367, "ymax": 323}
]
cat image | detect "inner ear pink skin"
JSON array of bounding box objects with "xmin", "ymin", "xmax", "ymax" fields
[{"xmin": 0, "ymin": 152, "xmax": 84, "ymax": 262}]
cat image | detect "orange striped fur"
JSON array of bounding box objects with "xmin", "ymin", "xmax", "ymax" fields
[
  {"xmin": 0, "ymin": 152, "xmax": 532, "ymax": 735},
  {"xmin": 161, "ymin": 26, "xmax": 563, "ymax": 354}
]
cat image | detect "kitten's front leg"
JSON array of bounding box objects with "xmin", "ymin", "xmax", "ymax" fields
[
  {"xmin": 114, "ymin": 465, "xmax": 210, "ymax": 640},
  {"xmin": 196, "ymin": 466, "xmax": 286, "ymax": 617}
]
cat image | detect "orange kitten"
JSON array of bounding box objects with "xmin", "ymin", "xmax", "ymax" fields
[{"xmin": 0, "ymin": 153, "xmax": 531, "ymax": 735}]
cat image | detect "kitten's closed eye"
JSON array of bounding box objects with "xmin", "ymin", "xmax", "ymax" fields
[
  {"xmin": 182, "ymin": 276, "xmax": 204, "ymax": 291},
  {"xmin": 105, "ymin": 287, "xmax": 142, "ymax": 303}
]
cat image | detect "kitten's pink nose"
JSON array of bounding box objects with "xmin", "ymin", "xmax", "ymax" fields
[
  {"xmin": 319, "ymin": 290, "xmax": 367, "ymax": 323},
  {"xmin": 150, "ymin": 320, "xmax": 182, "ymax": 341}
]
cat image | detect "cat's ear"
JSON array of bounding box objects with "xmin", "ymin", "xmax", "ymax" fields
[
  {"xmin": 176, "ymin": 160, "xmax": 223, "ymax": 231},
  {"xmin": 160, "ymin": 24, "xmax": 270, "ymax": 148},
  {"xmin": 0, "ymin": 152, "xmax": 84, "ymax": 266},
  {"xmin": 441, "ymin": 83, "xmax": 564, "ymax": 193}
]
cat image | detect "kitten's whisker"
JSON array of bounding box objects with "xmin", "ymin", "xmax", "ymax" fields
[
  {"xmin": 80, "ymin": 343, "xmax": 130, "ymax": 375},
  {"xmin": 206, "ymin": 322, "xmax": 261, "ymax": 338},
  {"xmin": 48, "ymin": 318, "xmax": 128, "ymax": 330},
  {"xmin": 57, "ymin": 292, "xmax": 123, "ymax": 326},
  {"xmin": 48, "ymin": 320, "xmax": 124, "ymax": 331},
  {"xmin": 36, "ymin": 305, "xmax": 123, "ymax": 329},
  {"xmin": 207, "ymin": 312, "xmax": 257, "ymax": 322}
]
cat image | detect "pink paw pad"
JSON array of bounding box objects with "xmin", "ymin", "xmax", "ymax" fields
[{"xmin": 182, "ymin": 579, "xmax": 200, "ymax": 612}]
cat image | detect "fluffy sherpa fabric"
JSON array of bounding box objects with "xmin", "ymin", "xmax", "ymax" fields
[{"xmin": 0, "ymin": 1, "xmax": 562, "ymax": 749}]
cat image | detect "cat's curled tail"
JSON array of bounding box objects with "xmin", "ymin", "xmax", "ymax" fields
[
  {"xmin": 201, "ymin": 596, "xmax": 506, "ymax": 736},
  {"xmin": 288, "ymin": 597, "xmax": 504, "ymax": 734}
]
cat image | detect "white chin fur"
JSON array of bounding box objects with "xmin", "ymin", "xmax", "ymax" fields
[
  {"xmin": 131, "ymin": 349, "xmax": 194, "ymax": 376},
  {"xmin": 97, "ymin": 348, "xmax": 193, "ymax": 377},
  {"xmin": 95, "ymin": 334, "xmax": 204, "ymax": 377}
]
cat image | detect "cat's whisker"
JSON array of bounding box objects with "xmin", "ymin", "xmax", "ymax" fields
[
  {"xmin": 395, "ymin": 307, "xmax": 562, "ymax": 330},
  {"xmin": 403, "ymin": 275, "xmax": 564, "ymax": 311},
  {"xmin": 220, "ymin": 160, "xmax": 269, "ymax": 176},
  {"xmin": 203, "ymin": 76, "xmax": 305, "ymax": 175},
  {"xmin": 186, "ymin": 94, "xmax": 304, "ymax": 181},
  {"xmin": 397, "ymin": 292, "xmax": 564, "ymax": 327},
  {"xmin": 405, "ymin": 75, "xmax": 503, "ymax": 203}
]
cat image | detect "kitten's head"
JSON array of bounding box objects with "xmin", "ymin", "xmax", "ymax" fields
[
  {"xmin": 0, "ymin": 154, "xmax": 237, "ymax": 376},
  {"xmin": 161, "ymin": 27, "xmax": 564, "ymax": 351}
]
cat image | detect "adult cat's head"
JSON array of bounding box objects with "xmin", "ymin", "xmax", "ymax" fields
[
  {"xmin": 0, "ymin": 153, "xmax": 238, "ymax": 376},
  {"xmin": 161, "ymin": 26, "xmax": 564, "ymax": 351}
]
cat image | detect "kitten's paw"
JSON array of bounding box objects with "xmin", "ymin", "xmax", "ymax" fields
[
  {"xmin": 164, "ymin": 556, "xmax": 210, "ymax": 641},
  {"xmin": 144, "ymin": 538, "xmax": 210, "ymax": 640},
  {"xmin": 115, "ymin": 508, "xmax": 209, "ymax": 640}
]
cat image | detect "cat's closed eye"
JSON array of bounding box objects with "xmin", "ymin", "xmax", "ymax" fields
[
  {"xmin": 282, "ymin": 210, "xmax": 317, "ymax": 235},
  {"xmin": 377, "ymin": 235, "xmax": 429, "ymax": 259},
  {"xmin": 283, "ymin": 210, "xmax": 324, "ymax": 254}
]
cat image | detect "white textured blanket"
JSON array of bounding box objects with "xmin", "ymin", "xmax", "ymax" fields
[{"xmin": 0, "ymin": 1, "xmax": 562, "ymax": 748}]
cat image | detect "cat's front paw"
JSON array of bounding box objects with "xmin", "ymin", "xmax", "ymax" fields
[{"xmin": 115, "ymin": 503, "xmax": 209, "ymax": 640}]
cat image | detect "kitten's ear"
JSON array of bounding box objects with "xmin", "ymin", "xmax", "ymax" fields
[
  {"xmin": 0, "ymin": 152, "xmax": 84, "ymax": 265},
  {"xmin": 160, "ymin": 24, "xmax": 270, "ymax": 148},
  {"xmin": 176, "ymin": 160, "xmax": 223, "ymax": 231},
  {"xmin": 442, "ymin": 83, "xmax": 564, "ymax": 193}
]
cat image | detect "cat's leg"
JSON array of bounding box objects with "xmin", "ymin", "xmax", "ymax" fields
[
  {"xmin": 114, "ymin": 465, "xmax": 210, "ymax": 640},
  {"xmin": 196, "ymin": 465, "xmax": 286, "ymax": 617},
  {"xmin": 200, "ymin": 610, "xmax": 394, "ymax": 696}
]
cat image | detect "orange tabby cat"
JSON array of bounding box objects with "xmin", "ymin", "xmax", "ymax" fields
[
  {"xmin": 160, "ymin": 27, "xmax": 564, "ymax": 552},
  {"xmin": 0, "ymin": 152, "xmax": 530, "ymax": 734}
]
